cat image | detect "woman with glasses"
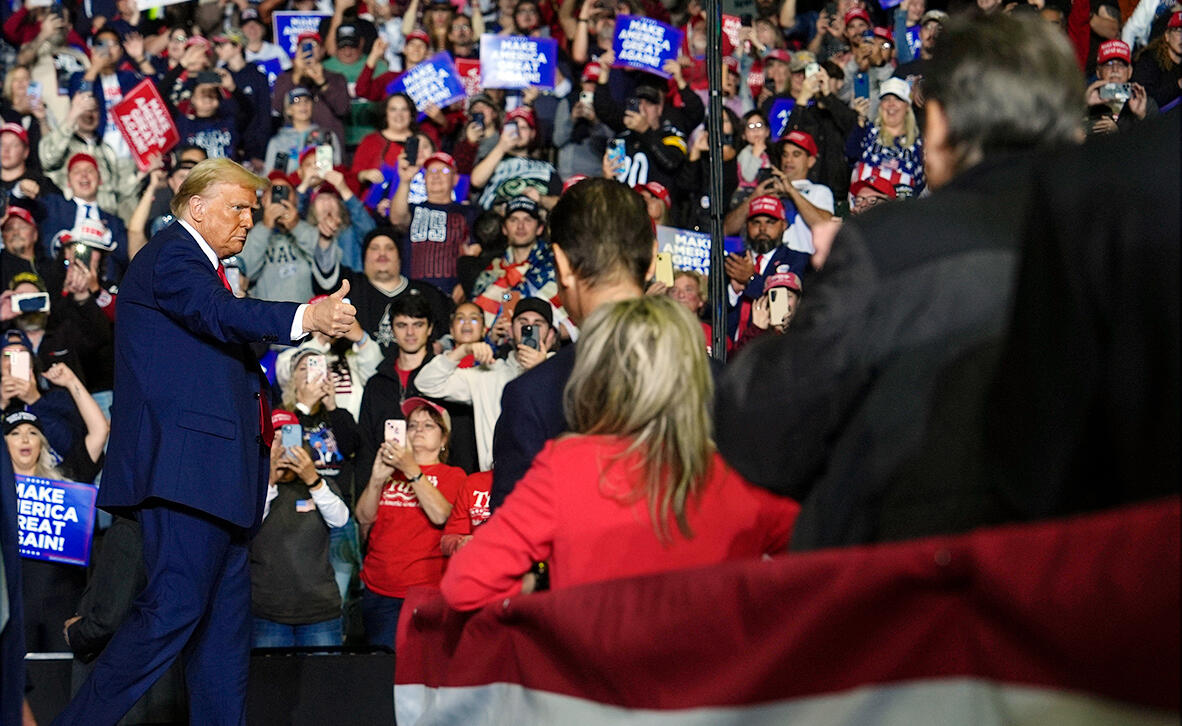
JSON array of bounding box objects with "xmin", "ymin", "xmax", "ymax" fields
[
  {"xmin": 736, "ymin": 110, "xmax": 773, "ymax": 193},
  {"xmin": 389, "ymin": 150, "xmax": 481, "ymax": 299},
  {"xmin": 356, "ymin": 398, "xmax": 465, "ymax": 647}
]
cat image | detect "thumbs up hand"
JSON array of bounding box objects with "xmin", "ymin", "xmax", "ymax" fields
[{"xmin": 303, "ymin": 280, "xmax": 357, "ymax": 338}]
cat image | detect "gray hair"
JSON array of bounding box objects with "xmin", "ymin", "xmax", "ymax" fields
[{"xmin": 924, "ymin": 13, "xmax": 1084, "ymax": 173}]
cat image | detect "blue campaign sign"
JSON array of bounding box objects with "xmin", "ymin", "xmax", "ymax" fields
[
  {"xmin": 769, "ymin": 97, "xmax": 795, "ymax": 141},
  {"xmin": 612, "ymin": 15, "xmax": 683, "ymax": 79},
  {"xmin": 255, "ymin": 58, "xmax": 285, "ymax": 89},
  {"xmin": 479, "ymin": 35, "xmax": 557, "ymax": 90},
  {"xmin": 16, "ymin": 474, "xmax": 98, "ymax": 567},
  {"xmin": 272, "ymin": 11, "xmax": 332, "ymax": 61},
  {"xmin": 656, "ymin": 225, "xmax": 713, "ymax": 276},
  {"xmin": 389, "ymin": 53, "xmax": 467, "ymax": 119}
]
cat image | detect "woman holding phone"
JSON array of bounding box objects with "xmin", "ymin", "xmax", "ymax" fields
[
  {"xmin": 845, "ymin": 78, "xmax": 925, "ymax": 196},
  {"xmin": 250, "ymin": 409, "xmax": 350, "ymax": 647},
  {"xmin": 441, "ymin": 296, "xmax": 800, "ymax": 611},
  {"xmin": 355, "ymin": 397, "xmax": 465, "ymax": 647},
  {"xmin": 352, "ymin": 93, "xmax": 421, "ymax": 187}
]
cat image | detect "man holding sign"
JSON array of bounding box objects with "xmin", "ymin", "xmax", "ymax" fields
[{"xmin": 53, "ymin": 160, "xmax": 357, "ymax": 726}]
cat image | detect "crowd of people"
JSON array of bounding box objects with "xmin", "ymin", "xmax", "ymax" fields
[{"xmin": 0, "ymin": 0, "xmax": 1178, "ymax": 719}]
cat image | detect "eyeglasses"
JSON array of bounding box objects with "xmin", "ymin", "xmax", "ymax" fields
[
  {"xmin": 852, "ymin": 195, "xmax": 886, "ymax": 208},
  {"xmin": 747, "ymin": 121, "xmax": 765, "ymax": 129},
  {"xmin": 94, "ymin": 40, "xmax": 118, "ymax": 50},
  {"xmin": 426, "ymin": 167, "xmax": 453, "ymax": 175},
  {"xmin": 171, "ymin": 33, "xmax": 188, "ymax": 42}
]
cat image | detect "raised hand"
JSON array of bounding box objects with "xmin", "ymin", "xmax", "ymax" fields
[{"xmin": 304, "ymin": 280, "xmax": 357, "ymax": 337}]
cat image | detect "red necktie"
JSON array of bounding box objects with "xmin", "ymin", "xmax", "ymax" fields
[
  {"xmin": 218, "ymin": 263, "xmax": 273, "ymax": 445},
  {"xmin": 216, "ymin": 262, "xmax": 232, "ymax": 291},
  {"xmin": 755, "ymin": 254, "xmax": 764, "ymax": 274}
]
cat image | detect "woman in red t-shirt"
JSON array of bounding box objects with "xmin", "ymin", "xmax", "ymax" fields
[
  {"xmin": 441, "ymin": 296, "xmax": 800, "ymax": 611},
  {"xmin": 355, "ymin": 397, "xmax": 464, "ymax": 648}
]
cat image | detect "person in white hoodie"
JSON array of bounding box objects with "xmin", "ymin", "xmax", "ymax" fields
[{"xmin": 414, "ymin": 298, "xmax": 554, "ymax": 471}]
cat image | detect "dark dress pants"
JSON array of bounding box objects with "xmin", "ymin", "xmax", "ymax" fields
[{"xmin": 52, "ymin": 503, "xmax": 250, "ymax": 726}]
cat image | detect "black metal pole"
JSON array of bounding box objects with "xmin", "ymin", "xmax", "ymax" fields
[{"xmin": 706, "ymin": 0, "xmax": 728, "ymax": 364}]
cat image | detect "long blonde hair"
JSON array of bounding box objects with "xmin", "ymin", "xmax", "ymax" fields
[{"xmin": 563, "ymin": 296, "xmax": 714, "ymax": 542}]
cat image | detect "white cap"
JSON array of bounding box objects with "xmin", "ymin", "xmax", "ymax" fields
[{"xmin": 879, "ymin": 77, "xmax": 912, "ymax": 104}]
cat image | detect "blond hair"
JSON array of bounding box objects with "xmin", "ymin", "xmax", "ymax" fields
[
  {"xmin": 563, "ymin": 295, "xmax": 714, "ymax": 542},
  {"xmin": 171, "ymin": 158, "xmax": 266, "ymax": 218},
  {"xmin": 5, "ymin": 425, "xmax": 65, "ymax": 479}
]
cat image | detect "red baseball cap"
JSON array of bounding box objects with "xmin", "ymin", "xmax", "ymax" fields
[
  {"xmin": 505, "ymin": 106, "xmax": 536, "ymax": 129},
  {"xmin": 843, "ymin": 7, "xmax": 872, "ymax": 27},
  {"xmin": 67, "ymin": 152, "xmax": 99, "ymax": 174},
  {"xmin": 1169, "ymin": 11, "xmax": 1181, "ymax": 27},
  {"xmin": 783, "ymin": 130, "xmax": 818, "ymax": 157},
  {"xmin": 635, "ymin": 181, "xmax": 672, "ymax": 209},
  {"xmin": 406, "ymin": 29, "xmax": 430, "ymax": 45},
  {"xmin": 747, "ymin": 195, "xmax": 786, "ymax": 221},
  {"xmin": 581, "ymin": 63, "xmax": 601, "ymax": 82},
  {"xmin": 3, "ymin": 206, "xmax": 35, "ymax": 228},
  {"xmin": 423, "ymin": 151, "xmax": 456, "ymax": 170},
  {"xmin": 267, "ymin": 170, "xmax": 290, "ymax": 183},
  {"xmin": 0, "ymin": 122, "xmax": 28, "ymax": 146},
  {"xmin": 765, "ymin": 269, "xmax": 802, "ymax": 294},
  {"xmin": 764, "ymin": 49, "xmax": 793, "ymax": 65},
  {"xmin": 849, "ymin": 175, "xmax": 897, "ymax": 199},
  {"xmin": 185, "ymin": 35, "xmax": 212, "ymax": 51},
  {"xmin": 271, "ymin": 409, "xmax": 300, "ymax": 430},
  {"xmin": 1097, "ymin": 39, "xmax": 1131, "ymax": 64},
  {"xmin": 296, "ymin": 31, "xmax": 322, "ymax": 45},
  {"xmin": 401, "ymin": 396, "xmax": 452, "ymax": 432},
  {"xmin": 872, "ymin": 26, "xmax": 892, "ymax": 41}
]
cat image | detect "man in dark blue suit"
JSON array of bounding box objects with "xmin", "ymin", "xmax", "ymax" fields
[
  {"xmin": 722, "ymin": 195, "xmax": 811, "ymax": 342},
  {"xmin": 52, "ymin": 159, "xmax": 357, "ymax": 726},
  {"xmin": 490, "ymin": 178, "xmax": 654, "ymax": 509}
]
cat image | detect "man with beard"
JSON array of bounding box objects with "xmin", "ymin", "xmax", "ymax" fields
[{"xmin": 724, "ymin": 195, "xmax": 811, "ymax": 342}]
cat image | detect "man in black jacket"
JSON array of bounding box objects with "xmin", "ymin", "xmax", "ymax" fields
[
  {"xmin": 592, "ymin": 57, "xmax": 703, "ymax": 207},
  {"xmin": 714, "ymin": 14, "xmax": 1087, "ymax": 550},
  {"xmin": 356, "ymin": 294, "xmax": 477, "ymax": 483}
]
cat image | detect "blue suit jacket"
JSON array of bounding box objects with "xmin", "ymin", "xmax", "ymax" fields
[
  {"xmin": 99, "ymin": 222, "xmax": 300, "ymax": 529},
  {"xmin": 726, "ymin": 244, "xmax": 810, "ymax": 339},
  {"xmin": 38, "ymin": 193, "xmax": 130, "ymax": 284}
]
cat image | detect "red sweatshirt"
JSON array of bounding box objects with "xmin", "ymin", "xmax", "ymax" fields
[{"xmin": 441, "ymin": 435, "xmax": 800, "ymax": 611}]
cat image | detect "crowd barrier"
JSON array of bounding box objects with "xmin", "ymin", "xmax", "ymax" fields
[{"xmin": 396, "ymin": 497, "xmax": 1180, "ymax": 725}]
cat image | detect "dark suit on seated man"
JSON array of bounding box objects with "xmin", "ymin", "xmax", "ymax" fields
[{"xmin": 53, "ymin": 159, "xmax": 356, "ymax": 726}]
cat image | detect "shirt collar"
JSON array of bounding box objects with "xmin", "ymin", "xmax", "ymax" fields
[{"xmin": 178, "ymin": 219, "xmax": 220, "ymax": 269}]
